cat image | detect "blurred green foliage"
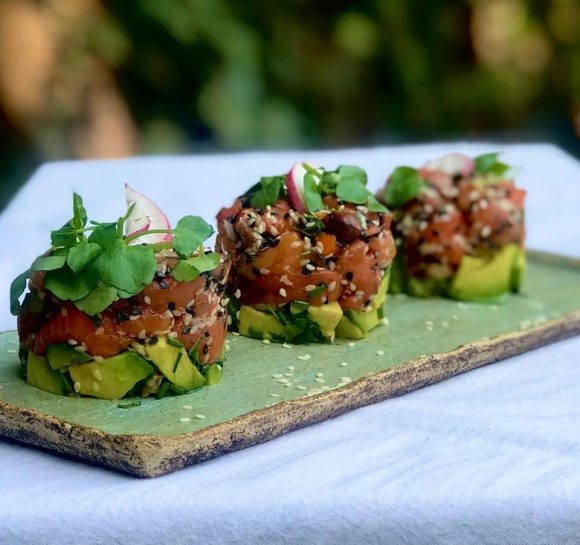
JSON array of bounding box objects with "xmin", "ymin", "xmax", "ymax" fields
[{"xmin": 0, "ymin": 0, "xmax": 578, "ymax": 207}]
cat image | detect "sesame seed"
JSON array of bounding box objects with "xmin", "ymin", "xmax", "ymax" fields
[
  {"xmin": 262, "ymin": 339, "xmax": 271, "ymax": 345},
  {"xmin": 94, "ymin": 355, "xmax": 104, "ymax": 363},
  {"xmin": 340, "ymin": 377, "xmax": 352, "ymax": 383},
  {"xmin": 316, "ymin": 372, "xmax": 324, "ymax": 377},
  {"xmin": 297, "ymin": 354, "xmax": 311, "ymax": 361},
  {"xmin": 67, "ymin": 339, "xmax": 78, "ymax": 346},
  {"xmin": 227, "ymin": 315, "xmax": 233, "ymax": 325},
  {"xmin": 182, "ymin": 405, "xmax": 193, "ymax": 410},
  {"xmin": 347, "ymin": 342, "xmax": 356, "ymax": 347},
  {"xmin": 381, "ymin": 317, "xmax": 389, "ymax": 326},
  {"xmin": 5, "ymin": 349, "xmax": 17, "ymax": 354},
  {"xmin": 376, "ymin": 350, "xmax": 385, "ymax": 356},
  {"xmin": 305, "ymin": 264, "xmax": 316, "ymax": 271},
  {"xmin": 279, "ymin": 288, "xmax": 287, "ymax": 297},
  {"xmin": 284, "ymin": 373, "xmax": 293, "ymax": 377},
  {"xmin": 144, "ymin": 296, "xmax": 151, "ymax": 304},
  {"xmin": 481, "ymin": 226, "xmax": 492, "ymax": 238},
  {"xmin": 272, "ymin": 373, "xmax": 284, "ymax": 378},
  {"xmin": 276, "ymin": 378, "xmax": 289, "ymax": 384},
  {"xmin": 308, "ymin": 388, "xmax": 322, "ymax": 395},
  {"xmin": 296, "ymin": 385, "xmax": 307, "ymax": 391},
  {"xmin": 232, "ymin": 331, "xmax": 240, "ymax": 336},
  {"xmin": 425, "ymin": 320, "xmax": 434, "ymax": 326},
  {"xmin": 287, "ymin": 365, "xmax": 295, "ymax": 371},
  {"xmin": 282, "ymin": 343, "xmax": 293, "ymax": 349},
  {"xmin": 60, "ymin": 307, "xmax": 68, "ymax": 317},
  {"xmin": 179, "ymin": 417, "xmax": 191, "ymax": 423},
  {"xmin": 284, "ymin": 383, "xmax": 293, "ymax": 388},
  {"xmin": 270, "ymin": 393, "xmax": 280, "ymax": 398},
  {"xmin": 259, "ymin": 268, "xmax": 270, "ymax": 275},
  {"xmin": 426, "ymin": 325, "xmax": 433, "ymax": 332},
  {"xmin": 315, "ymin": 377, "xmax": 325, "ymax": 384},
  {"xmin": 290, "ymin": 241, "xmax": 302, "ymax": 248},
  {"xmin": 92, "ymin": 369, "xmax": 102, "ymax": 381},
  {"xmin": 340, "ymin": 362, "xmax": 348, "ymax": 367},
  {"xmin": 168, "ymin": 331, "xmax": 178, "ymax": 339},
  {"xmin": 73, "ymin": 382, "xmax": 81, "ymax": 393},
  {"xmin": 91, "ymin": 382, "xmax": 100, "ymax": 393},
  {"xmin": 305, "ymin": 285, "xmax": 316, "ymax": 292},
  {"xmin": 328, "ymin": 281, "xmax": 337, "ymax": 292},
  {"xmin": 194, "ymin": 414, "xmax": 206, "ymax": 420},
  {"xmin": 234, "ymin": 289, "xmax": 241, "ymax": 299}
]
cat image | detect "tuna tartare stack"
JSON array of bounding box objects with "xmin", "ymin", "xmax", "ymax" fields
[
  {"xmin": 217, "ymin": 163, "xmax": 396, "ymax": 342},
  {"xmin": 12, "ymin": 186, "xmax": 229, "ymax": 400},
  {"xmin": 378, "ymin": 152, "xmax": 526, "ymax": 301}
]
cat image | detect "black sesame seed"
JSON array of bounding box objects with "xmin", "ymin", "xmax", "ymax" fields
[
  {"xmin": 158, "ymin": 279, "xmax": 170, "ymax": 289},
  {"xmin": 116, "ymin": 311, "xmax": 129, "ymax": 323},
  {"xmin": 217, "ymin": 310, "xmax": 224, "ymax": 318},
  {"xmin": 131, "ymin": 307, "xmax": 141, "ymax": 316},
  {"xmin": 252, "ymin": 267, "xmax": 260, "ymax": 276},
  {"xmin": 364, "ymin": 300, "xmax": 371, "ymax": 307},
  {"xmin": 167, "ymin": 302, "xmax": 176, "ymax": 311},
  {"xmin": 182, "ymin": 327, "xmax": 191, "ymax": 335},
  {"xmin": 302, "ymin": 266, "xmax": 313, "ymax": 275},
  {"xmin": 283, "ymin": 213, "xmax": 291, "ymax": 220},
  {"xmin": 345, "ymin": 271, "xmax": 354, "ymax": 281},
  {"xmin": 204, "ymin": 331, "xmax": 211, "ymax": 337},
  {"xmin": 202, "ymin": 345, "xmax": 209, "ymax": 355},
  {"xmin": 186, "ymin": 308, "xmax": 196, "ymax": 316}
]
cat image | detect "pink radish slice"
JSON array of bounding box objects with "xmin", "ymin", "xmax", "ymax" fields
[
  {"xmin": 424, "ymin": 153, "xmax": 474, "ymax": 178},
  {"xmin": 124, "ymin": 183, "xmax": 172, "ymax": 244},
  {"xmin": 286, "ymin": 162, "xmax": 321, "ymax": 212}
]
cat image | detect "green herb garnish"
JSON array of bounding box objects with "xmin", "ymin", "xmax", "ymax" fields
[
  {"xmin": 473, "ymin": 152, "xmax": 511, "ymax": 176},
  {"xmin": 383, "ymin": 166, "xmax": 424, "ymax": 207},
  {"xmin": 307, "ymin": 283, "xmax": 327, "ymax": 299},
  {"xmin": 172, "ymin": 351, "xmax": 183, "ymax": 373},
  {"xmin": 10, "ymin": 192, "xmax": 219, "ymax": 316},
  {"xmin": 248, "ymin": 175, "xmax": 286, "ymax": 209}
]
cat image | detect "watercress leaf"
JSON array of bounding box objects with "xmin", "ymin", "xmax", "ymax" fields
[
  {"xmin": 96, "ymin": 241, "xmax": 156, "ymax": 294},
  {"xmin": 10, "ymin": 269, "xmax": 29, "ymax": 315},
  {"xmin": 172, "ymin": 216, "xmax": 214, "ymax": 256},
  {"xmin": 383, "ymin": 166, "xmax": 423, "ymax": 207},
  {"xmin": 88, "ymin": 223, "xmax": 118, "ymax": 249},
  {"xmin": 45, "ymin": 265, "xmax": 99, "ymax": 301},
  {"xmin": 336, "ymin": 179, "xmax": 369, "ymax": 204},
  {"xmin": 72, "ymin": 193, "xmax": 87, "ymax": 230},
  {"xmin": 474, "ymin": 152, "xmax": 500, "ymax": 173},
  {"xmin": 67, "ymin": 242, "xmax": 102, "ymax": 273},
  {"xmin": 250, "ymin": 176, "xmax": 284, "ymax": 209},
  {"xmin": 304, "ymin": 173, "xmax": 324, "ymax": 212},
  {"xmin": 31, "ymin": 254, "xmax": 67, "ymax": 272},
  {"xmin": 337, "ymin": 165, "xmax": 367, "ymax": 185},
  {"xmin": 367, "ymin": 195, "xmax": 388, "ymax": 213},
  {"xmin": 189, "ymin": 252, "xmax": 220, "ymax": 273},
  {"xmin": 51, "ymin": 223, "xmax": 78, "ymax": 248},
  {"xmin": 171, "ymin": 260, "xmax": 199, "ymax": 282},
  {"xmin": 74, "ymin": 283, "xmax": 118, "ymax": 315}
]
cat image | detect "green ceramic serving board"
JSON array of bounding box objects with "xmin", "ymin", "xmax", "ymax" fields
[{"xmin": 1, "ymin": 251, "xmax": 580, "ymax": 477}]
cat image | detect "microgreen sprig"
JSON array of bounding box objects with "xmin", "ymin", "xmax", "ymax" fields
[{"xmin": 10, "ymin": 193, "xmax": 219, "ymax": 316}]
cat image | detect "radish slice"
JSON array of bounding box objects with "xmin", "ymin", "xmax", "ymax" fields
[
  {"xmin": 286, "ymin": 162, "xmax": 322, "ymax": 212},
  {"xmin": 424, "ymin": 153, "xmax": 474, "ymax": 178},
  {"xmin": 124, "ymin": 183, "xmax": 172, "ymax": 245}
]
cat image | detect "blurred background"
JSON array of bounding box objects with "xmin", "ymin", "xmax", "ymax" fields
[{"xmin": 0, "ymin": 0, "xmax": 578, "ymax": 210}]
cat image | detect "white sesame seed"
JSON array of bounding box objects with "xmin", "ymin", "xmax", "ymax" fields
[
  {"xmin": 316, "ymin": 372, "xmax": 324, "ymax": 378},
  {"xmin": 340, "ymin": 377, "xmax": 352, "ymax": 383},
  {"xmin": 182, "ymin": 405, "xmax": 193, "ymax": 410},
  {"xmin": 282, "ymin": 343, "xmax": 293, "ymax": 349},
  {"xmin": 144, "ymin": 296, "xmax": 151, "ymax": 305},
  {"xmin": 296, "ymin": 385, "xmax": 307, "ymax": 391},
  {"xmin": 340, "ymin": 362, "xmax": 348, "ymax": 367},
  {"xmin": 481, "ymin": 226, "xmax": 492, "ymax": 238},
  {"xmin": 73, "ymin": 382, "xmax": 81, "ymax": 393},
  {"xmin": 284, "ymin": 383, "xmax": 293, "ymax": 388},
  {"xmin": 234, "ymin": 289, "xmax": 241, "ymax": 299},
  {"xmin": 279, "ymin": 288, "xmax": 287, "ymax": 297},
  {"xmin": 381, "ymin": 317, "xmax": 389, "ymax": 326},
  {"xmin": 426, "ymin": 325, "xmax": 433, "ymax": 332},
  {"xmin": 308, "ymin": 388, "xmax": 322, "ymax": 395},
  {"xmin": 262, "ymin": 339, "xmax": 271, "ymax": 345},
  {"xmin": 179, "ymin": 417, "xmax": 191, "ymax": 423},
  {"xmin": 276, "ymin": 378, "xmax": 289, "ymax": 384},
  {"xmin": 194, "ymin": 414, "xmax": 206, "ymax": 420},
  {"xmin": 315, "ymin": 377, "xmax": 325, "ymax": 384},
  {"xmin": 287, "ymin": 365, "xmax": 295, "ymax": 371},
  {"xmin": 60, "ymin": 307, "xmax": 68, "ymax": 316},
  {"xmin": 290, "ymin": 241, "xmax": 302, "ymax": 248},
  {"xmin": 297, "ymin": 354, "xmax": 311, "ymax": 361},
  {"xmin": 168, "ymin": 331, "xmax": 178, "ymax": 339},
  {"xmin": 92, "ymin": 369, "xmax": 102, "ymax": 381},
  {"xmin": 232, "ymin": 331, "xmax": 240, "ymax": 336},
  {"xmin": 305, "ymin": 264, "xmax": 316, "ymax": 271},
  {"xmin": 305, "ymin": 285, "xmax": 316, "ymax": 292},
  {"xmin": 94, "ymin": 355, "xmax": 104, "ymax": 363},
  {"xmin": 270, "ymin": 393, "xmax": 280, "ymax": 398},
  {"xmin": 6, "ymin": 349, "xmax": 17, "ymax": 354},
  {"xmin": 259, "ymin": 268, "xmax": 270, "ymax": 275},
  {"xmin": 91, "ymin": 382, "xmax": 100, "ymax": 393},
  {"xmin": 284, "ymin": 373, "xmax": 293, "ymax": 377},
  {"xmin": 348, "ymin": 342, "xmax": 356, "ymax": 347},
  {"xmin": 328, "ymin": 281, "xmax": 337, "ymax": 292},
  {"xmin": 376, "ymin": 350, "xmax": 385, "ymax": 356},
  {"xmin": 67, "ymin": 339, "xmax": 78, "ymax": 346},
  {"xmin": 272, "ymin": 373, "xmax": 284, "ymax": 378}
]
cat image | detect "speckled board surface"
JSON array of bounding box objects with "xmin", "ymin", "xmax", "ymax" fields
[{"xmin": 1, "ymin": 251, "xmax": 580, "ymax": 477}]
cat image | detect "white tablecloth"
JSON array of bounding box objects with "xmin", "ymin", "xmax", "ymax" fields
[{"xmin": 1, "ymin": 143, "xmax": 579, "ymax": 545}]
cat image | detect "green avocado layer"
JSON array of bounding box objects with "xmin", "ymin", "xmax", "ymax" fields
[
  {"xmin": 237, "ymin": 273, "xmax": 390, "ymax": 343},
  {"xmin": 390, "ymin": 243, "xmax": 525, "ymax": 302},
  {"xmin": 25, "ymin": 335, "xmax": 224, "ymax": 400}
]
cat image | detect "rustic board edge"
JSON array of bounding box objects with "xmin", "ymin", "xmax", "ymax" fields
[{"xmin": 2, "ymin": 311, "xmax": 580, "ymax": 477}]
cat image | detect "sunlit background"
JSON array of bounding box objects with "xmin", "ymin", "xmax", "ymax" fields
[{"xmin": 0, "ymin": 0, "xmax": 578, "ymax": 209}]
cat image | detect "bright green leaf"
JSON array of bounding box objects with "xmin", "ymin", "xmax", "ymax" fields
[
  {"xmin": 72, "ymin": 193, "xmax": 87, "ymax": 230},
  {"xmin": 31, "ymin": 254, "xmax": 67, "ymax": 272},
  {"xmin": 250, "ymin": 176, "xmax": 284, "ymax": 209},
  {"xmin": 88, "ymin": 223, "xmax": 118, "ymax": 248},
  {"xmin": 304, "ymin": 173, "xmax": 324, "ymax": 212},
  {"xmin": 367, "ymin": 195, "xmax": 388, "ymax": 213},
  {"xmin": 337, "ymin": 165, "xmax": 367, "ymax": 185},
  {"xmin": 383, "ymin": 166, "xmax": 424, "ymax": 207},
  {"xmin": 51, "ymin": 223, "xmax": 78, "ymax": 248},
  {"xmin": 67, "ymin": 242, "xmax": 102, "ymax": 273},
  {"xmin": 96, "ymin": 241, "xmax": 156, "ymax": 294},
  {"xmin": 336, "ymin": 179, "xmax": 369, "ymax": 204},
  {"xmin": 45, "ymin": 265, "xmax": 99, "ymax": 301},
  {"xmin": 172, "ymin": 252, "xmax": 220, "ymax": 282},
  {"xmin": 474, "ymin": 152, "xmax": 511, "ymax": 176},
  {"xmin": 172, "ymin": 216, "xmax": 214, "ymax": 256},
  {"xmin": 74, "ymin": 283, "xmax": 118, "ymax": 315}
]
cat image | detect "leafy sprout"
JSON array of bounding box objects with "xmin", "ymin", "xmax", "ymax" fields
[{"xmin": 10, "ymin": 192, "xmax": 219, "ymax": 316}]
